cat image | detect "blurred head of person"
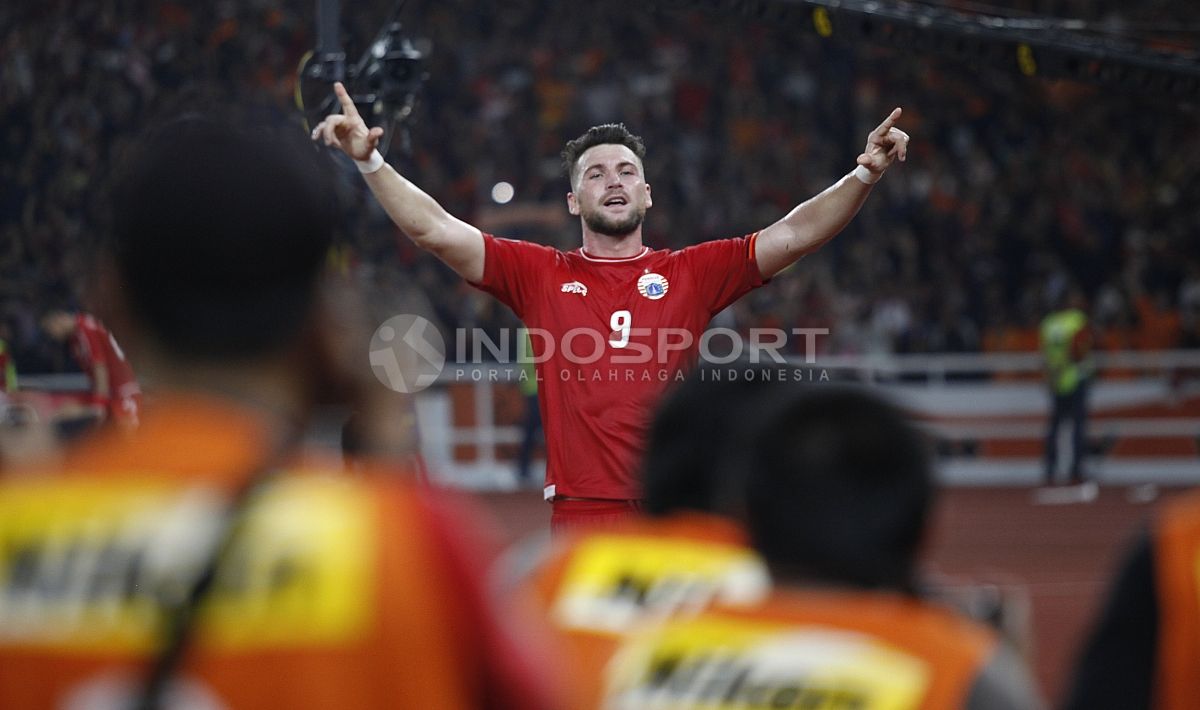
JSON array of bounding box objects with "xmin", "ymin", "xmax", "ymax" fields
[
  {"xmin": 641, "ymin": 366, "xmax": 785, "ymax": 520},
  {"xmin": 102, "ymin": 111, "xmax": 340, "ymax": 414},
  {"xmin": 40, "ymin": 310, "xmax": 77, "ymax": 342},
  {"xmin": 1048, "ymin": 280, "xmax": 1087, "ymax": 313},
  {"xmin": 742, "ymin": 385, "xmax": 934, "ymax": 595}
]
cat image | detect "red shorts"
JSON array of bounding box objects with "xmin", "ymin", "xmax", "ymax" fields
[{"xmin": 550, "ymin": 499, "xmax": 643, "ymax": 537}]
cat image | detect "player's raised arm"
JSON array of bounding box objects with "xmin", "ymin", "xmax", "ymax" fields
[
  {"xmin": 312, "ymin": 82, "xmax": 485, "ymax": 282},
  {"xmin": 754, "ymin": 107, "xmax": 909, "ymax": 279}
]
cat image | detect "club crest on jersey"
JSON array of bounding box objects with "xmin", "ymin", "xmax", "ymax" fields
[
  {"xmin": 561, "ymin": 281, "xmax": 589, "ymax": 296},
  {"xmin": 637, "ymin": 273, "xmax": 669, "ymax": 300}
]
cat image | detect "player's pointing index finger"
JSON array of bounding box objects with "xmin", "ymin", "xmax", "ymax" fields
[
  {"xmin": 873, "ymin": 107, "xmax": 903, "ymax": 136},
  {"xmin": 334, "ymin": 82, "xmax": 359, "ymax": 118}
]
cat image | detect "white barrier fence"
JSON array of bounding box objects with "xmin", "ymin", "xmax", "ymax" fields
[
  {"xmin": 417, "ymin": 351, "xmax": 1200, "ymax": 489},
  {"xmin": 15, "ymin": 350, "xmax": 1200, "ymax": 488}
]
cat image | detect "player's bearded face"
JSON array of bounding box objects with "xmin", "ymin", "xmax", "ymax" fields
[
  {"xmin": 580, "ymin": 196, "xmax": 647, "ymax": 236},
  {"xmin": 571, "ymin": 144, "xmax": 651, "ymax": 237}
]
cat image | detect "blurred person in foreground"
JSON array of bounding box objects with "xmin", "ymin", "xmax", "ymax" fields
[
  {"xmin": 510, "ymin": 370, "xmax": 776, "ymax": 707},
  {"xmin": 1036, "ymin": 286, "xmax": 1095, "ymax": 503},
  {"xmin": 1064, "ymin": 492, "xmax": 1200, "ymax": 710},
  {"xmin": 602, "ymin": 386, "xmax": 1045, "ymax": 709},
  {"xmin": 313, "ymin": 82, "xmax": 909, "ymax": 533},
  {"xmin": 0, "ymin": 115, "xmax": 557, "ymax": 709}
]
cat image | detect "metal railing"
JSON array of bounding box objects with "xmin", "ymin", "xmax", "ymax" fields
[{"xmin": 13, "ymin": 350, "xmax": 1200, "ymax": 486}]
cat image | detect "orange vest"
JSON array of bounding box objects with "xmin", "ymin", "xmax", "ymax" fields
[
  {"xmin": 523, "ymin": 513, "xmax": 770, "ymax": 708},
  {"xmin": 1153, "ymin": 491, "xmax": 1200, "ymax": 710},
  {"xmin": 0, "ymin": 394, "xmax": 553, "ymax": 710},
  {"xmin": 604, "ymin": 588, "xmax": 999, "ymax": 709}
]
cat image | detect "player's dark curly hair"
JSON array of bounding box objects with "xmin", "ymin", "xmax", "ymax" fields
[{"xmin": 561, "ymin": 123, "xmax": 646, "ymax": 186}]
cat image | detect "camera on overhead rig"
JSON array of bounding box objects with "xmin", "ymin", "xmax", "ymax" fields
[
  {"xmin": 361, "ymin": 22, "xmax": 425, "ymax": 118},
  {"xmin": 302, "ymin": 0, "xmax": 428, "ymax": 154}
]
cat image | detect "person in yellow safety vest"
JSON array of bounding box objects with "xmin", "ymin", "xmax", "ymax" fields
[
  {"xmin": 0, "ymin": 337, "xmax": 15, "ymax": 395},
  {"xmin": 1039, "ymin": 286, "xmax": 1094, "ymax": 492}
]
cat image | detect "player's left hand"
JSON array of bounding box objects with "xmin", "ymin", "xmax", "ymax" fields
[{"xmin": 857, "ymin": 108, "xmax": 909, "ymax": 177}]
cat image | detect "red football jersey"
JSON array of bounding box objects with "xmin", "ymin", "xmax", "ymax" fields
[
  {"xmin": 473, "ymin": 233, "xmax": 766, "ymax": 500},
  {"xmin": 71, "ymin": 314, "xmax": 142, "ymax": 424}
]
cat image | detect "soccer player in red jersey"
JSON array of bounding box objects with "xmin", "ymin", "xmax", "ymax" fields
[
  {"xmin": 314, "ymin": 83, "xmax": 909, "ymax": 531},
  {"xmin": 42, "ymin": 310, "xmax": 142, "ymax": 430}
]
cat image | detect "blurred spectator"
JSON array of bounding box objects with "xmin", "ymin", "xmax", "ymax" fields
[
  {"xmin": 0, "ymin": 109, "xmax": 558, "ymax": 709},
  {"xmin": 1037, "ymin": 286, "xmax": 1095, "ymax": 495},
  {"xmin": 0, "ymin": 324, "xmax": 16, "ymax": 394},
  {"xmin": 3, "ymin": 0, "xmax": 1198, "ymax": 362},
  {"xmin": 603, "ymin": 385, "xmax": 1045, "ymax": 708},
  {"xmin": 512, "ymin": 369, "xmax": 777, "ymax": 708},
  {"xmin": 514, "ymin": 331, "xmax": 542, "ymax": 487},
  {"xmin": 41, "ymin": 310, "xmax": 141, "ymax": 431},
  {"xmin": 1065, "ymin": 492, "xmax": 1200, "ymax": 710}
]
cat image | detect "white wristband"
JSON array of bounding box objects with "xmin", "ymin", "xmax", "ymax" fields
[
  {"xmin": 355, "ymin": 150, "xmax": 385, "ymax": 174},
  {"xmin": 853, "ymin": 165, "xmax": 881, "ymax": 185}
]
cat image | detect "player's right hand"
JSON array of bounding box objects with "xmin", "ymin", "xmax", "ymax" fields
[{"xmin": 311, "ymin": 82, "xmax": 384, "ymax": 161}]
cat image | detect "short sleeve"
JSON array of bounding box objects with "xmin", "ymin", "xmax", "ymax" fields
[
  {"xmin": 676, "ymin": 233, "xmax": 768, "ymax": 315},
  {"xmin": 470, "ymin": 234, "xmax": 559, "ymax": 319}
]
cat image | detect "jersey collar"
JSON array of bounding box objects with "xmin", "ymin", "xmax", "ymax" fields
[{"xmin": 578, "ymin": 246, "xmax": 651, "ymax": 263}]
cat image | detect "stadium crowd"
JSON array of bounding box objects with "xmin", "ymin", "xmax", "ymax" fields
[
  {"xmin": 4, "ymin": 3, "xmax": 1200, "ymax": 709},
  {"xmin": 3, "ymin": 0, "xmax": 1200, "ymax": 376}
]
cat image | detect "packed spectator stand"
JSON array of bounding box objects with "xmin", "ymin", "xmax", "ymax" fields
[{"xmin": 3, "ymin": 0, "xmax": 1199, "ymax": 377}]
